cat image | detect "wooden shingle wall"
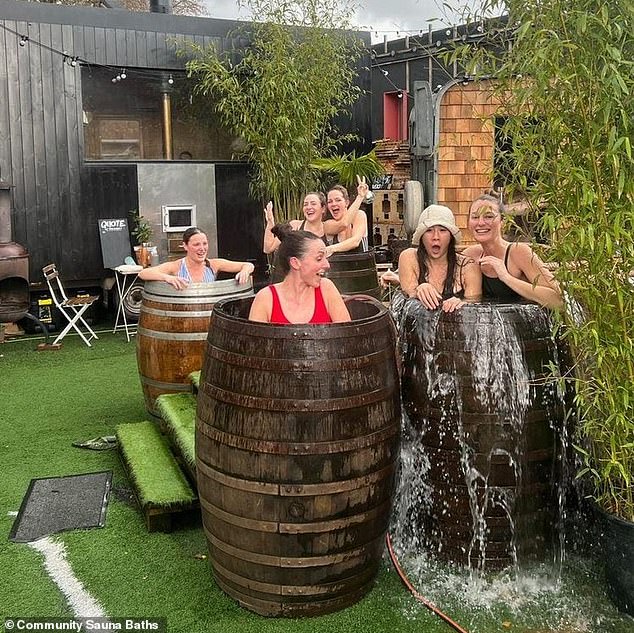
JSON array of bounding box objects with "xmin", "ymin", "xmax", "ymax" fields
[{"xmin": 437, "ymin": 80, "xmax": 501, "ymax": 244}]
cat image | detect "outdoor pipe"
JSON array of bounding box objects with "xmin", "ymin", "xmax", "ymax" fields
[{"xmin": 386, "ymin": 532, "xmax": 470, "ymax": 633}]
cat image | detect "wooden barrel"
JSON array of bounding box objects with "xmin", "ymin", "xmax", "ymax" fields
[
  {"xmin": 398, "ymin": 300, "xmax": 565, "ymax": 570},
  {"xmin": 325, "ymin": 251, "xmax": 381, "ymax": 299},
  {"xmin": 196, "ymin": 296, "xmax": 401, "ymax": 617},
  {"xmin": 136, "ymin": 279, "xmax": 253, "ymax": 418}
]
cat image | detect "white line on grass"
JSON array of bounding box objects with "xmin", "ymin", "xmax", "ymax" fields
[{"xmin": 29, "ymin": 536, "xmax": 107, "ymax": 618}]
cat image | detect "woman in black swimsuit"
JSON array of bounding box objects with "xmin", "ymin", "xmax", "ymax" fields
[
  {"xmin": 462, "ymin": 194, "xmax": 563, "ymax": 309},
  {"xmin": 398, "ymin": 205, "xmax": 481, "ymax": 312},
  {"xmin": 263, "ymin": 178, "xmax": 370, "ymax": 255}
]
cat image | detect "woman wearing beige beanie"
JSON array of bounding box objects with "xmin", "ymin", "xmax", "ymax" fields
[{"xmin": 398, "ymin": 205, "xmax": 481, "ymax": 311}]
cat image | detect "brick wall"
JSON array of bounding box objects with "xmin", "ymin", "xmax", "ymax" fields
[
  {"xmin": 373, "ymin": 139, "xmax": 411, "ymax": 190},
  {"xmin": 437, "ymin": 80, "xmax": 501, "ymax": 244}
]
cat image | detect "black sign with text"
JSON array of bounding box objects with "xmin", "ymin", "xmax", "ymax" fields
[{"xmin": 98, "ymin": 218, "xmax": 132, "ymax": 269}]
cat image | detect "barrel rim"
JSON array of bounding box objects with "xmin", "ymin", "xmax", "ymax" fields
[
  {"xmin": 142, "ymin": 278, "xmax": 254, "ymax": 299},
  {"xmin": 212, "ymin": 294, "xmax": 390, "ymax": 332},
  {"xmin": 326, "ymin": 251, "xmax": 377, "ymax": 262}
]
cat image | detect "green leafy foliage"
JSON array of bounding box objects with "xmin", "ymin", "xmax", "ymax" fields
[
  {"xmin": 181, "ymin": 0, "xmax": 364, "ymax": 222},
  {"xmin": 129, "ymin": 209, "xmax": 153, "ymax": 244},
  {"xmin": 311, "ymin": 149, "xmax": 385, "ymax": 192},
  {"xmin": 452, "ymin": 0, "xmax": 634, "ymax": 520}
]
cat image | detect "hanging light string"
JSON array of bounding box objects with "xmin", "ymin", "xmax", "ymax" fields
[
  {"xmin": 0, "ymin": 21, "xmax": 183, "ymax": 83},
  {"xmin": 1, "ymin": 16, "xmax": 509, "ymax": 90}
]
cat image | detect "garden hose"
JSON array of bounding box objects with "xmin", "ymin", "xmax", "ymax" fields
[{"xmin": 386, "ymin": 533, "xmax": 469, "ymax": 633}]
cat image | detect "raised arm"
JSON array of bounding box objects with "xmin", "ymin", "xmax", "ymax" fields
[
  {"xmin": 323, "ymin": 176, "xmax": 369, "ymax": 236},
  {"xmin": 262, "ymin": 202, "xmax": 280, "ymax": 254},
  {"xmin": 325, "ymin": 209, "xmax": 368, "ymax": 255}
]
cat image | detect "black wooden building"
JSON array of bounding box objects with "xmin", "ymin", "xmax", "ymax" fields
[{"xmin": 0, "ymin": 0, "xmax": 372, "ymax": 302}]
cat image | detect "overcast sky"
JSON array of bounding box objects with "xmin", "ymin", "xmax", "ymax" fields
[{"xmin": 202, "ymin": 0, "xmax": 484, "ymax": 43}]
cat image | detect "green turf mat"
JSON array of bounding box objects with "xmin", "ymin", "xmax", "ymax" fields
[
  {"xmin": 155, "ymin": 393, "xmax": 196, "ymax": 473},
  {"xmin": 116, "ymin": 421, "xmax": 196, "ymax": 508},
  {"xmin": 188, "ymin": 370, "xmax": 200, "ymax": 391}
]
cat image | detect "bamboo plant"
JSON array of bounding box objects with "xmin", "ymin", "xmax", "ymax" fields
[
  {"xmin": 311, "ymin": 149, "xmax": 385, "ymax": 195},
  {"xmin": 450, "ymin": 0, "xmax": 634, "ymax": 520},
  {"xmin": 181, "ymin": 0, "xmax": 364, "ymax": 223}
]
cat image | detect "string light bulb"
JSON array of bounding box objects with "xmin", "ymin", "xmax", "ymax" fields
[
  {"xmin": 19, "ymin": 35, "xmax": 28, "ymax": 47},
  {"xmin": 167, "ymin": 74, "xmax": 174, "ymax": 85},
  {"xmin": 120, "ymin": 69, "xmax": 126, "ymax": 79}
]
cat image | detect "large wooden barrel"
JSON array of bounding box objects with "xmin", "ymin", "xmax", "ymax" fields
[
  {"xmin": 196, "ymin": 296, "xmax": 401, "ymax": 617},
  {"xmin": 397, "ymin": 300, "xmax": 565, "ymax": 570},
  {"xmin": 136, "ymin": 279, "xmax": 253, "ymax": 418},
  {"xmin": 325, "ymin": 251, "xmax": 381, "ymax": 299}
]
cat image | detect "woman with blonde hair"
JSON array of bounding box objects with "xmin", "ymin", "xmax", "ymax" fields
[{"xmin": 462, "ymin": 194, "xmax": 562, "ymax": 309}]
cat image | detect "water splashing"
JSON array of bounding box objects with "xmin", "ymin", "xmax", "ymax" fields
[{"xmin": 392, "ymin": 299, "xmax": 567, "ymax": 572}]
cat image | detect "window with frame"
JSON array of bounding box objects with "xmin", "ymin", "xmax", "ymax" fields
[{"xmin": 81, "ymin": 67, "xmax": 239, "ymax": 161}]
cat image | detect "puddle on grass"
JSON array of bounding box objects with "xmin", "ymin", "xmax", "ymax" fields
[{"xmin": 388, "ymin": 550, "xmax": 632, "ymax": 633}]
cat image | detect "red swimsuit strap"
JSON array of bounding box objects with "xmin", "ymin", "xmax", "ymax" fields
[
  {"xmin": 269, "ymin": 285, "xmax": 290, "ymax": 324},
  {"xmin": 309, "ymin": 285, "xmax": 332, "ymax": 324},
  {"xmin": 268, "ymin": 285, "xmax": 332, "ymax": 324}
]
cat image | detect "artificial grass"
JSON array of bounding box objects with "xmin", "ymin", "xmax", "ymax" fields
[
  {"xmin": 189, "ymin": 370, "xmax": 200, "ymax": 391},
  {"xmin": 115, "ymin": 421, "xmax": 196, "ymax": 508},
  {"xmin": 1, "ymin": 329, "xmax": 633, "ymax": 632},
  {"xmin": 155, "ymin": 392, "xmax": 197, "ymax": 473}
]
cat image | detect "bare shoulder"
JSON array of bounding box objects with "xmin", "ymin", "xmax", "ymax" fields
[
  {"xmin": 398, "ymin": 247, "xmax": 417, "ymax": 262},
  {"xmin": 457, "ymin": 252, "xmax": 478, "ymax": 267},
  {"xmin": 289, "ymin": 219, "xmax": 302, "ymax": 230},
  {"xmin": 461, "ymin": 245, "xmax": 481, "ymax": 259},
  {"xmin": 509, "ymin": 242, "xmax": 544, "ymax": 266},
  {"xmin": 248, "ymin": 285, "xmax": 273, "ymax": 321},
  {"xmin": 320, "ymin": 277, "xmax": 339, "ymax": 294}
]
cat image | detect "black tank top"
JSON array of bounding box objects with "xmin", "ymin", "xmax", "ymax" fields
[
  {"xmin": 299, "ymin": 220, "xmax": 329, "ymax": 245},
  {"xmin": 482, "ymin": 244, "xmax": 522, "ymax": 301}
]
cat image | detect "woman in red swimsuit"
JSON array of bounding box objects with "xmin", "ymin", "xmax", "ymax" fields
[{"xmin": 249, "ymin": 224, "xmax": 351, "ymax": 324}]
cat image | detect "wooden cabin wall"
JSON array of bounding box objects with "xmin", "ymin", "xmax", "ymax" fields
[
  {"xmin": 0, "ymin": 0, "xmax": 372, "ymax": 290},
  {"xmin": 0, "ymin": 2, "xmax": 235, "ymax": 286},
  {"xmin": 437, "ymin": 81, "xmax": 500, "ymax": 244}
]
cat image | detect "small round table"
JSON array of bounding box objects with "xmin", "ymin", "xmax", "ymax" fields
[{"xmin": 113, "ymin": 264, "xmax": 143, "ymax": 342}]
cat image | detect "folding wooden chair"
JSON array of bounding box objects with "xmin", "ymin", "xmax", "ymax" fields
[{"xmin": 42, "ymin": 264, "xmax": 100, "ymax": 347}]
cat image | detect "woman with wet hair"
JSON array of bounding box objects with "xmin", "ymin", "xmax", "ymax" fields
[
  {"xmin": 398, "ymin": 205, "xmax": 481, "ymax": 312},
  {"xmin": 249, "ymin": 223, "xmax": 351, "ymax": 324},
  {"xmin": 462, "ymin": 194, "xmax": 562, "ymax": 309},
  {"xmin": 139, "ymin": 227, "xmax": 254, "ymax": 290}
]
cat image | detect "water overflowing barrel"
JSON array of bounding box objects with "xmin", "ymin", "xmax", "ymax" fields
[
  {"xmin": 396, "ymin": 299, "xmax": 565, "ymax": 570},
  {"xmin": 196, "ymin": 296, "xmax": 401, "ymax": 616},
  {"xmin": 136, "ymin": 279, "xmax": 253, "ymax": 418}
]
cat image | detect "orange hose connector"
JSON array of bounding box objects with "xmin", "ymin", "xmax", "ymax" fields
[{"xmin": 385, "ymin": 532, "xmax": 470, "ymax": 633}]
